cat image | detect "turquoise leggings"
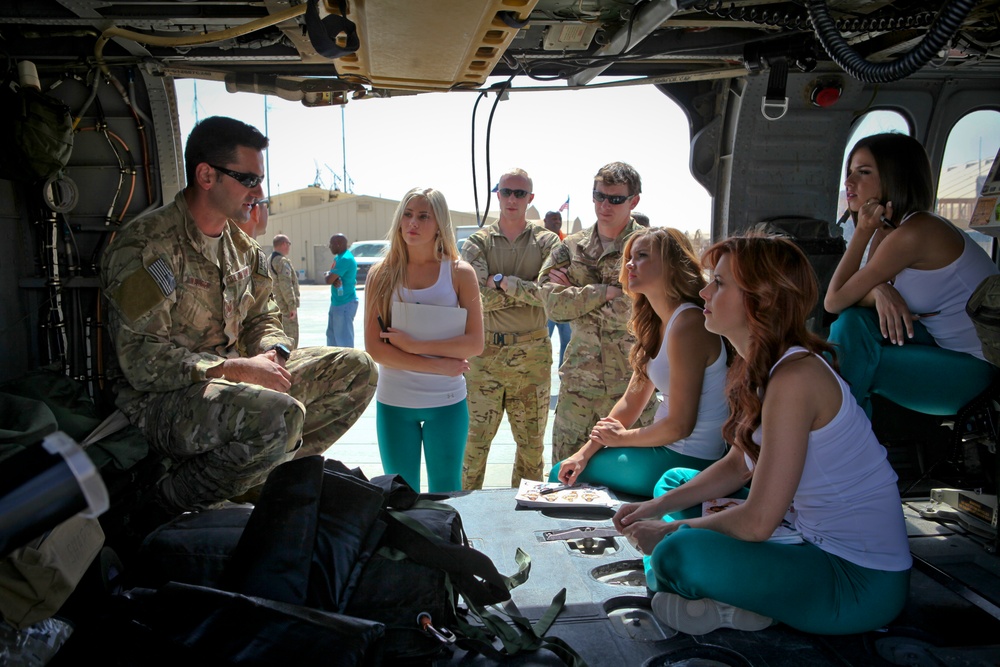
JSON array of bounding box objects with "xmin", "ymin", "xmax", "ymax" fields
[
  {"xmin": 549, "ymin": 446, "xmax": 717, "ymax": 497},
  {"xmin": 375, "ymin": 399, "xmax": 468, "ymax": 493},
  {"xmin": 645, "ymin": 468, "xmax": 910, "ymax": 635},
  {"xmin": 828, "ymin": 306, "xmax": 995, "ymax": 418}
]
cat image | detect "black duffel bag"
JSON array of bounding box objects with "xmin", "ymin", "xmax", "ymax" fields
[
  {"xmin": 133, "ymin": 457, "xmax": 585, "ymax": 665},
  {"xmin": 228, "ymin": 457, "xmax": 584, "ymax": 665}
]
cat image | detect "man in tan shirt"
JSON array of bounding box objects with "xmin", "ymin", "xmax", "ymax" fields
[{"xmin": 460, "ymin": 168, "xmax": 560, "ymax": 488}]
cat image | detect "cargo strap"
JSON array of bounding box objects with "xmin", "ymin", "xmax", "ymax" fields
[{"xmin": 762, "ymin": 56, "xmax": 789, "ymax": 121}]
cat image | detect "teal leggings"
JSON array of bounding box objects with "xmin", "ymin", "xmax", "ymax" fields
[
  {"xmin": 375, "ymin": 399, "xmax": 468, "ymax": 493},
  {"xmin": 549, "ymin": 446, "xmax": 717, "ymax": 497},
  {"xmin": 645, "ymin": 468, "xmax": 910, "ymax": 635},
  {"xmin": 828, "ymin": 306, "xmax": 996, "ymax": 418}
]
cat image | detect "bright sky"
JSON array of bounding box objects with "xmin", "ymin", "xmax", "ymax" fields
[{"xmin": 175, "ymin": 78, "xmax": 713, "ymax": 235}]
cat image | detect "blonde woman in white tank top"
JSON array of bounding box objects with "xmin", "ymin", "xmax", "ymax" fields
[{"xmin": 363, "ymin": 188, "xmax": 483, "ymax": 492}]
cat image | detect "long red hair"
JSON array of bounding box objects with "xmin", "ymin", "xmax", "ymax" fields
[{"xmin": 702, "ymin": 234, "xmax": 835, "ymax": 462}]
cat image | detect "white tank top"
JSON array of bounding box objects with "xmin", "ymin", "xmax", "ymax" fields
[
  {"xmin": 893, "ymin": 218, "xmax": 997, "ymax": 359},
  {"xmin": 646, "ymin": 303, "xmax": 728, "ymax": 460},
  {"xmin": 376, "ymin": 261, "xmax": 467, "ymax": 408},
  {"xmin": 747, "ymin": 347, "xmax": 911, "ymax": 571}
]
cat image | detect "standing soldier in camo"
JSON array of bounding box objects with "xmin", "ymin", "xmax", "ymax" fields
[
  {"xmin": 269, "ymin": 232, "xmax": 301, "ymax": 348},
  {"xmin": 460, "ymin": 168, "xmax": 560, "ymax": 489},
  {"xmin": 538, "ymin": 161, "xmax": 658, "ymax": 466},
  {"xmin": 100, "ymin": 116, "xmax": 377, "ymax": 519}
]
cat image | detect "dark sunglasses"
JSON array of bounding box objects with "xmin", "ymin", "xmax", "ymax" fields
[
  {"xmin": 592, "ymin": 190, "xmax": 634, "ymax": 205},
  {"xmin": 496, "ymin": 188, "xmax": 531, "ymax": 199},
  {"xmin": 210, "ymin": 164, "xmax": 264, "ymax": 189}
]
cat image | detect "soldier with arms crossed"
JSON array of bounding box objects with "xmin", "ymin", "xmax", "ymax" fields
[{"xmin": 539, "ymin": 161, "xmax": 657, "ymax": 466}]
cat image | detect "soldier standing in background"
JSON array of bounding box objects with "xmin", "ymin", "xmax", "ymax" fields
[
  {"xmin": 100, "ymin": 116, "xmax": 377, "ymax": 516},
  {"xmin": 543, "ymin": 210, "xmax": 572, "ymax": 369},
  {"xmin": 539, "ymin": 161, "xmax": 657, "ymax": 465},
  {"xmin": 269, "ymin": 233, "xmax": 301, "ymax": 348},
  {"xmin": 460, "ymin": 168, "xmax": 560, "ymax": 489}
]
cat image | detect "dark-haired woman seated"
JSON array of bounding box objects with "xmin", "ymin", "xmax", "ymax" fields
[{"xmin": 825, "ymin": 132, "xmax": 998, "ymax": 418}]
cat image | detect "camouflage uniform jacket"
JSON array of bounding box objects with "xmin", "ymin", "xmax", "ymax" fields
[
  {"xmin": 461, "ymin": 222, "xmax": 560, "ymax": 334},
  {"xmin": 100, "ymin": 190, "xmax": 290, "ymax": 401},
  {"xmin": 537, "ymin": 218, "xmax": 644, "ymax": 393},
  {"xmin": 268, "ymin": 252, "xmax": 300, "ymax": 315}
]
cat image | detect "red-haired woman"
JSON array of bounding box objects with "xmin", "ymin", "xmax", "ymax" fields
[{"xmin": 615, "ymin": 234, "xmax": 911, "ymax": 636}]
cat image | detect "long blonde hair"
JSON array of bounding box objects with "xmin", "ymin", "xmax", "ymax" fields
[
  {"xmin": 620, "ymin": 227, "xmax": 706, "ymax": 381},
  {"xmin": 366, "ymin": 187, "xmax": 459, "ymax": 326}
]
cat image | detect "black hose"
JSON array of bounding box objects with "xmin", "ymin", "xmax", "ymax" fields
[{"xmin": 806, "ymin": 0, "xmax": 978, "ymax": 83}]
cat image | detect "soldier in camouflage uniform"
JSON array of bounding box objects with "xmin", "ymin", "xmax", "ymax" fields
[
  {"xmin": 100, "ymin": 116, "xmax": 377, "ymax": 513},
  {"xmin": 538, "ymin": 162, "xmax": 658, "ymax": 465},
  {"xmin": 268, "ymin": 233, "xmax": 301, "ymax": 347},
  {"xmin": 460, "ymin": 169, "xmax": 560, "ymax": 489}
]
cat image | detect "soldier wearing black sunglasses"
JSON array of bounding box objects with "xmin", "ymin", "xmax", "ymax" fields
[
  {"xmin": 538, "ymin": 161, "xmax": 658, "ymax": 468},
  {"xmin": 461, "ymin": 168, "xmax": 561, "ymax": 489},
  {"xmin": 209, "ymin": 163, "xmax": 265, "ymax": 189},
  {"xmin": 100, "ymin": 116, "xmax": 377, "ymax": 519}
]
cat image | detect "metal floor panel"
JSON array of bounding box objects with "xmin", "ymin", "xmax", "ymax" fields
[{"xmin": 438, "ymin": 489, "xmax": 1000, "ymax": 667}]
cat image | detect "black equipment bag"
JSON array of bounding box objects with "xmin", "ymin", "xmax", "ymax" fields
[
  {"xmin": 225, "ymin": 456, "xmax": 387, "ymax": 612},
  {"xmin": 129, "ymin": 457, "xmax": 586, "ymax": 665},
  {"xmin": 226, "ymin": 457, "xmax": 586, "ymax": 665},
  {"xmin": 342, "ymin": 474, "xmax": 519, "ymax": 662},
  {"xmin": 135, "ymin": 506, "xmax": 252, "ymax": 590}
]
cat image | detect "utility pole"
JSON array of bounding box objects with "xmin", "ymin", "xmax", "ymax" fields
[
  {"xmin": 341, "ymin": 105, "xmax": 347, "ymax": 194},
  {"xmin": 264, "ymin": 95, "xmax": 271, "ymax": 198}
]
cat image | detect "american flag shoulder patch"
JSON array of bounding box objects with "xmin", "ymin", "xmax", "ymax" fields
[{"xmin": 146, "ymin": 258, "xmax": 176, "ymax": 297}]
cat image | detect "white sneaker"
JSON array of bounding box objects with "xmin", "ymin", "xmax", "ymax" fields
[{"xmin": 651, "ymin": 592, "xmax": 772, "ymax": 635}]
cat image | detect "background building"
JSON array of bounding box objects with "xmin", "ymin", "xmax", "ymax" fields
[{"xmin": 263, "ymin": 186, "xmax": 547, "ymax": 282}]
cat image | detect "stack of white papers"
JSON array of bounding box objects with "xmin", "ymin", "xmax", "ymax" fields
[{"xmin": 391, "ymin": 301, "xmax": 467, "ymax": 341}]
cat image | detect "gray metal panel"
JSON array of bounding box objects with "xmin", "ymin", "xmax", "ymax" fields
[{"xmin": 721, "ymin": 72, "xmax": 861, "ymax": 236}]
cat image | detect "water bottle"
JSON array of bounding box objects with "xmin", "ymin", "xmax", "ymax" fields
[{"xmin": 336, "ymin": 283, "xmax": 344, "ymax": 297}]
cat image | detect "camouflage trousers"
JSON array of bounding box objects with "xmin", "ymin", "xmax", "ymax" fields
[
  {"xmin": 551, "ymin": 378, "xmax": 658, "ymax": 465},
  {"xmin": 462, "ymin": 334, "xmax": 551, "ymax": 489},
  {"xmin": 280, "ymin": 311, "xmax": 300, "ymax": 349},
  {"xmin": 124, "ymin": 346, "xmax": 377, "ymax": 512}
]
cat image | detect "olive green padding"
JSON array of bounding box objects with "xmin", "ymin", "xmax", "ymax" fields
[
  {"xmin": 0, "ymin": 394, "xmax": 57, "ymax": 455},
  {"xmin": 114, "ymin": 267, "xmax": 168, "ymax": 324}
]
